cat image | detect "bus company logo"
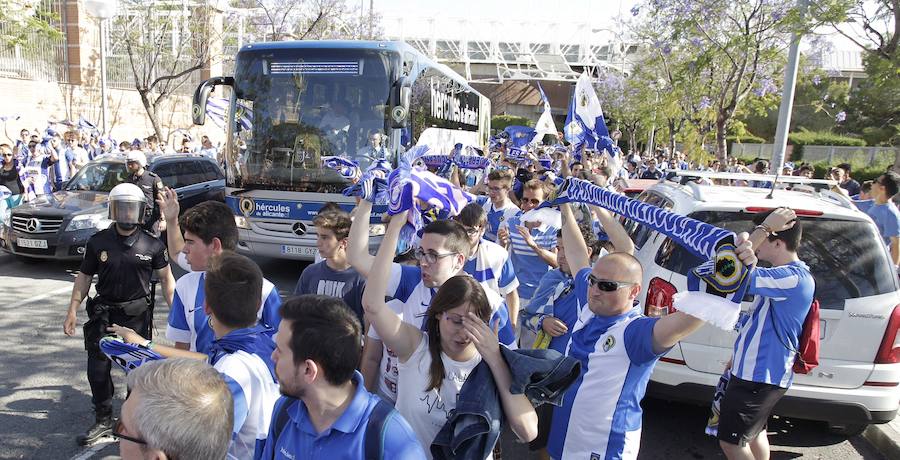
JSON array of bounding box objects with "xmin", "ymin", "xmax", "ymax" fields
[
  {"xmin": 602, "ymin": 335, "xmax": 616, "ymax": 352},
  {"xmin": 430, "ymin": 81, "xmax": 478, "ymax": 127},
  {"xmin": 239, "ymin": 197, "xmax": 255, "ymax": 216}
]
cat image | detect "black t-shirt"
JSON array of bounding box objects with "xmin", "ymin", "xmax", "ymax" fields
[
  {"xmin": 79, "ymin": 227, "xmax": 169, "ymax": 302},
  {"xmin": 0, "ymin": 163, "xmax": 24, "ymax": 195},
  {"xmin": 126, "ymin": 170, "xmax": 163, "ymax": 224}
]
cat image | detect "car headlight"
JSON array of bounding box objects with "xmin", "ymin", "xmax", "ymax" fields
[
  {"xmin": 368, "ymin": 224, "xmax": 386, "ymax": 236},
  {"xmin": 66, "ymin": 213, "xmax": 113, "ymax": 231},
  {"xmin": 235, "ymin": 215, "xmax": 251, "ymax": 229}
]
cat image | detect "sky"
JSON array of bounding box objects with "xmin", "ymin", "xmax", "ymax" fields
[{"xmin": 372, "ymin": 0, "xmax": 636, "ymax": 44}]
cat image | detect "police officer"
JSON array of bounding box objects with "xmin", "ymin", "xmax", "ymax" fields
[
  {"xmin": 63, "ymin": 183, "xmax": 175, "ymax": 446},
  {"xmin": 124, "ymin": 151, "xmax": 164, "ymax": 235}
]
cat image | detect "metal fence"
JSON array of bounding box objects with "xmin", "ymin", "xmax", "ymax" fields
[
  {"xmin": 0, "ymin": 0, "xmax": 68, "ymax": 82},
  {"xmin": 732, "ymin": 143, "xmax": 898, "ymax": 168}
]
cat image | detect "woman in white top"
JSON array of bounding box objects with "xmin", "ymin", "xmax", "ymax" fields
[{"xmin": 362, "ymin": 209, "xmax": 538, "ymax": 458}]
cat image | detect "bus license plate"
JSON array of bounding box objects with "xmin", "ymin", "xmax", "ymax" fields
[
  {"xmin": 281, "ymin": 245, "xmax": 317, "ymax": 257},
  {"xmin": 18, "ymin": 238, "xmax": 48, "ymax": 249}
]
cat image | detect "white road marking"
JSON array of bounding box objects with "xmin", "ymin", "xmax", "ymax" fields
[
  {"xmin": 68, "ymin": 439, "xmax": 115, "ymax": 460},
  {"xmin": 5, "ymin": 286, "xmax": 72, "ymax": 310}
]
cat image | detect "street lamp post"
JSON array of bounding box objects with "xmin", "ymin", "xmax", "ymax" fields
[{"xmin": 83, "ymin": 0, "xmax": 118, "ymax": 136}]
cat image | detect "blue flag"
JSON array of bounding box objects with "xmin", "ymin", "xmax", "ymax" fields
[{"xmin": 504, "ymin": 125, "xmax": 537, "ymax": 148}]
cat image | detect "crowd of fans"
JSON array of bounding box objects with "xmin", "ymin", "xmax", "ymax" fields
[
  {"xmin": 0, "ymin": 127, "xmax": 220, "ymax": 219},
  {"xmin": 37, "ymin": 125, "xmax": 900, "ymax": 460}
]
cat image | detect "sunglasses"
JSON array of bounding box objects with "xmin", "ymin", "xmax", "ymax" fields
[
  {"xmin": 112, "ymin": 419, "xmax": 147, "ymax": 445},
  {"xmin": 521, "ymin": 198, "xmax": 541, "ymax": 205},
  {"xmin": 1, "ymin": 154, "xmax": 12, "ymax": 158},
  {"xmin": 588, "ymin": 274, "xmax": 635, "ymax": 292}
]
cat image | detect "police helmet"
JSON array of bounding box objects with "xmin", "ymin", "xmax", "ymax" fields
[
  {"xmin": 125, "ymin": 151, "xmax": 147, "ymax": 168},
  {"xmin": 108, "ymin": 183, "xmax": 147, "ymax": 225}
]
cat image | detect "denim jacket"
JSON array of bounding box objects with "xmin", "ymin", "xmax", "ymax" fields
[{"xmin": 430, "ymin": 346, "xmax": 580, "ymax": 460}]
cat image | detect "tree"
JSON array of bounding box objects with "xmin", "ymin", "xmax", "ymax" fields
[
  {"xmin": 813, "ymin": 0, "xmax": 898, "ymax": 148},
  {"xmin": 0, "ymin": 0, "xmax": 62, "ymax": 49},
  {"xmin": 632, "ymin": 0, "xmax": 805, "ymax": 158},
  {"xmin": 236, "ymin": 0, "xmax": 383, "ymax": 42},
  {"xmin": 113, "ymin": 0, "xmax": 383, "ymax": 142}
]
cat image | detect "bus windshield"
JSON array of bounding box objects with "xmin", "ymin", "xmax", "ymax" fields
[{"xmin": 228, "ymin": 47, "xmax": 396, "ymax": 193}]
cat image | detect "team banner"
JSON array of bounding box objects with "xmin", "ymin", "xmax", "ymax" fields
[{"xmin": 555, "ymin": 178, "xmax": 751, "ymax": 329}]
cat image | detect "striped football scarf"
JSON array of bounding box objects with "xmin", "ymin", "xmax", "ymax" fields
[{"xmin": 555, "ymin": 178, "xmax": 752, "ymax": 330}]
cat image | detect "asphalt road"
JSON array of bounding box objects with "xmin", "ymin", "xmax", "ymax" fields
[{"xmin": 0, "ymin": 252, "xmax": 886, "ymax": 459}]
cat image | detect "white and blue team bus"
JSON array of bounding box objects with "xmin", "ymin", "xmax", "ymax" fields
[{"xmin": 192, "ymin": 41, "xmax": 491, "ymax": 260}]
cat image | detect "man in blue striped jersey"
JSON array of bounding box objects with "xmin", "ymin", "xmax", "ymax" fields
[
  {"xmin": 547, "ymin": 203, "xmax": 758, "ymax": 460},
  {"xmin": 498, "ymin": 179, "xmax": 559, "ymax": 331},
  {"xmin": 157, "ymin": 192, "xmax": 282, "ymax": 354},
  {"xmin": 719, "ymin": 207, "xmax": 811, "ymax": 460},
  {"xmin": 475, "ymin": 168, "xmax": 521, "ymax": 243}
]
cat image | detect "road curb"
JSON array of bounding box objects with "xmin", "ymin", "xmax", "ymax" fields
[{"xmin": 863, "ymin": 420, "xmax": 900, "ymax": 460}]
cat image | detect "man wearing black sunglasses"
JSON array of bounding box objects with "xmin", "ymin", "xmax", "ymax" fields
[{"xmin": 546, "ymin": 202, "xmax": 757, "ymax": 460}]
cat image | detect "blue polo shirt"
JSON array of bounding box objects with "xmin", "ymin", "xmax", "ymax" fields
[{"xmin": 257, "ymin": 372, "xmax": 425, "ymax": 460}]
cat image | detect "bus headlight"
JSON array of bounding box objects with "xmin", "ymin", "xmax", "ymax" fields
[
  {"xmin": 368, "ymin": 224, "xmax": 386, "ymax": 236},
  {"xmin": 235, "ymin": 216, "xmax": 251, "ymax": 229}
]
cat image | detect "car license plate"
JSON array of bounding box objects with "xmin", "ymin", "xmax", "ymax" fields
[
  {"xmin": 17, "ymin": 238, "xmax": 48, "ymax": 249},
  {"xmin": 281, "ymin": 245, "xmax": 318, "ymax": 257}
]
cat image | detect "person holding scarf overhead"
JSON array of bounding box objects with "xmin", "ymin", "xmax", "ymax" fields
[{"xmin": 110, "ymin": 252, "xmax": 280, "ymax": 460}]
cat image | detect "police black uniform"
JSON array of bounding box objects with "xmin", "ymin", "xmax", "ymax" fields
[
  {"xmin": 126, "ymin": 170, "xmax": 163, "ymax": 234},
  {"xmin": 79, "ymin": 226, "xmax": 168, "ymax": 421}
]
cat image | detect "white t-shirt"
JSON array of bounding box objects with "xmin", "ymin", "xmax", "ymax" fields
[
  {"xmin": 396, "ymin": 334, "xmax": 483, "ymax": 460},
  {"xmin": 214, "ymin": 351, "xmax": 280, "ymax": 460}
]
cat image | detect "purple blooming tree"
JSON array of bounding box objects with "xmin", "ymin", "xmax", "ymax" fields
[{"xmin": 633, "ymin": 0, "xmax": 808, "ymax": 158}]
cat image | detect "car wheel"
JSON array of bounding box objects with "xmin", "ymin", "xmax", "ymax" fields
[{"xmin": 827, "ymin": 422, "xmax": 867, "ymax": 437}]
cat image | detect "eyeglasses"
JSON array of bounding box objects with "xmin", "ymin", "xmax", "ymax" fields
[
  {"xmin": 588, "ymin": 274, "xmax": 635, "ymax": 292},
  {"xmin": 461, "ymin": 225, "xmax": 481, "ymax": 237},
  {"xmin": 443, "ymin": 312, "xmax": 465, "ymax": 326},
  {"xmin": 112, "ymin": 419, "xmax": 147, "ymax": 445},
  {"xmin": 487, "ymin": 185, "xmax": 507, "ymax": 193},
  {"xmin": 521, "ymin": 198, "xmax": 541, "ymax": 206},
  {"xmin": 414, "ymin": 248, "xmax": 458, "ymax": 264}
]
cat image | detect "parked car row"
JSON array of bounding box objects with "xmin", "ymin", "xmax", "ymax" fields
[
  {"xmin": 0, "ymin": 154, "xmax": 225, "ymax": 261},
  {"xmin": 625, "ymin": 177, "xmax": 900, "ymax": 435}
]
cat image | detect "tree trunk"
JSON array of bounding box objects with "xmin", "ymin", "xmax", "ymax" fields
[
  {"xmin": 138, "ymin": 90, "xmax": 164, "ymax": 143},
  {"xmin": 715, "ymin": 117, "xmax": 728, "ymax": 160}
]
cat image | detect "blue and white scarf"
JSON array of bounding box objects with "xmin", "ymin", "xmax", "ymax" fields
[
  {"xmin": 386, "ymin": 145, "xmax": 474, "ymax": 247},
  {"xmin": 554, "ymin": 178, "xmax": 751, "ymax": 329},
  {"xmin": 321, "ymin": 156, "xmax": 360, "ymax": 179}
]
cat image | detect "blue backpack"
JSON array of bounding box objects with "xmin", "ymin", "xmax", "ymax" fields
[{"xmin": 269, "ymin": 397, "xmax": 396, "ymax": 459}]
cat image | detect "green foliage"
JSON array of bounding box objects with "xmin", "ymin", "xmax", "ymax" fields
[
  {"xmin": 0, "ymin": 0, "xmax": 63, "ymax": 49},
  {"xmin": 843, "ymin": 52, "xmax": 900, "ymax": 146},
  {"xmin": 491, "ymin": 115, "xmax": 533, "ymax": 132},
  {"xmin": 788, "ymin": 129, "xmax": 867, "ymax": 159}
]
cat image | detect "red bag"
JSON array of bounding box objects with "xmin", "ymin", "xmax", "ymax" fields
[{"xmin": 792, "ymin": 299, "xmax": 820, "ymax": 374}]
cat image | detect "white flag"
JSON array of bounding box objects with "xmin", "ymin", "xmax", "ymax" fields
[{"xmin": 574, "ymin": 71, "xmax": 604, "ymax": 134}]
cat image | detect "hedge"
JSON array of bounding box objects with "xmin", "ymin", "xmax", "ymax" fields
[
  {"xmin": 788, "ymin": 130, "xmax": 866, "ymax": 159},
  {"xmin": 491, "ymin": 115, "xmax": 533, "ymax": 132}
]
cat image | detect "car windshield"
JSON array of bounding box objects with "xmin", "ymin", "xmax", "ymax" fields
[
  {"xmin": 65, "ymin": 162, "xmax": 127, "ymax": 193},
  {"xmin": 654, "ymin": 211, "xmax": 899, "ymax": 309},
  {"xmin": 227, "ymin": 48, "xmax": 395, "ymax": 193}
]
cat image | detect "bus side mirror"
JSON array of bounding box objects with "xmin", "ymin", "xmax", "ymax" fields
[
  {"xmin": 192, "ymin": 76, "xmax": 234, "ymax": 126},
  {"xmin": 390, "ymin": 81, "xmax": 412, "ymax": 129}
]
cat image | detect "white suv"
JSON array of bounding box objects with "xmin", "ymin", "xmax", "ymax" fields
[{"xmin": 625, "ymin": 178, "xmax": 900, "ymax": 435}]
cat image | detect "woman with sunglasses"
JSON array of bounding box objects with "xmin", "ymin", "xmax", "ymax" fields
[
  {"xmin": 362, "ymin": 210, "xmax": 538, "ymax": 458},
  {"xmin": 0, "ymin": 144, "xmax": 25, "ymax": 221}
]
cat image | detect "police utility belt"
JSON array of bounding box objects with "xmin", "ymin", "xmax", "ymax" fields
[{"xmin": 88, "ymin": 296, "xmax": 151, "ymax": 317}]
